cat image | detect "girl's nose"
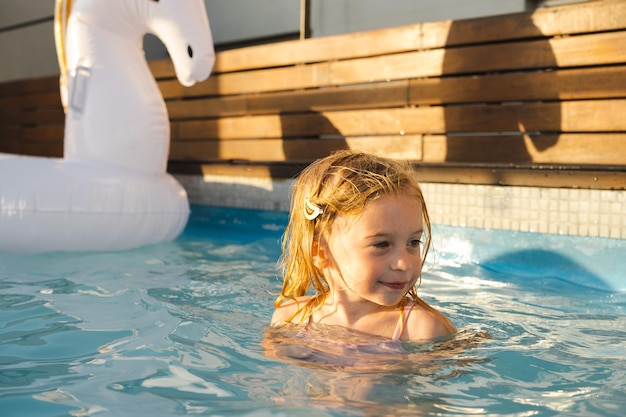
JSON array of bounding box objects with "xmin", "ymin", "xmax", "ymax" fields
[{"xmin": 391, "ymin": 250, "xmax": 410, "ymax": 271}]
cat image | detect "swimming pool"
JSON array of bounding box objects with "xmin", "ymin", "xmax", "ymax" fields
[{"xmin": 1, "ymin": 205, "xmax": 624, "ymax": 416}]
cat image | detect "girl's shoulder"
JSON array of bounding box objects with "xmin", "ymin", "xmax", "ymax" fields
[
  {"xmin": 270, "ymin": 295, "xmax": 315, "ymax": 326},
  {"xmin": 405, "ymin": 298, "xmax": 456, "ymax": 341}
]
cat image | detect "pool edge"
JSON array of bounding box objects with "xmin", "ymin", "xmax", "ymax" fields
[{"xmin": 175, "ymin": 173, "xmax": 626, "ymax": 240}]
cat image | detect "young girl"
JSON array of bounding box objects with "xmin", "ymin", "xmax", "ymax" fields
[{"xmin": 271, "ymin": 150, "xmax": 456, "ymax": 342}]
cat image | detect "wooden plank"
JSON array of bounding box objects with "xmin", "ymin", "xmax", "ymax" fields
[
  {"xmin": 170, "ymin": 138, "xmax": 345, "ymax": 162},
  {"xmin": 409, "ymin": 65, "xmax": 626, "ymax": 105},
  {"xmin": 331, "ymin": 31, "xmax": 626, "ymax": 85},
  {"xmin": 422, "ymin": 133, "xmax": 626, "ymax": 165},
  {"xmin": 411, "ymin": 165, "xmax": 626, "ymax": 190},
  {"xmin": 159, "ymin": 61, "xmax": 332, "ymax": 99},
  {"xmin": 0, "ymin": 126, "xmax": 64, "ymax": 142},
  {"xmin": 0, "ymin": 109, "xmax": 64, "ymax": 125},
  {"xmin": 0, "ymin": 143, "xmax": 63, "ymax": 158},
  {"xmin": 166, "ymin": 95, "xmax": 248, "ymax": 119},
  {"xmin": 159, "ymin": 30, "xmax": 626, "ymax": 100},
  {"xmin": 0, "ymin": 92, "xmax": 62, "ymax": 111},
  {"xmin": 173, "ymin": 99, "xmax": 626, "ymax": 140},
  {"xmin": 148, "ymin": 59, "xmax": 177, "ymax": 81},
  {"xmin": 169, "ymin": 135, "xmax": 423, "ymax": 162},
  {"xmin": 246, "ymin": 81, "xmax": 409, "ymax": 114},
  {"xmin": 550, "ymin": 31, "xmax": 626, "ymax": 68},
  {"xmin": 174, "ymin": 112, "xmax": 338, "ymax": 140},
  {"xmin": 430, "ymin": 100, "xmax": 626, "ymax": 134},
  {"xmin": 170, "ymin": 132, "xmax": 626, "ymax": 166},
  {"xmin": 0, "ymin": 76, "xmax": 59, "ymax": 97},
  {"xmin": 166, "ymin": 80, "xmax": 408, "ymax": 119},
  {"xmin": 167, "ymin": 161, "xmax": 626, "ymax": 190}
]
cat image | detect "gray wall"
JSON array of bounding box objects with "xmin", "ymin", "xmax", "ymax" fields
[
  {"xmin": 0, "ymin": 0, "xmax": 301, "ymax": 82},
  {"xmin": 0, "ymin": 0, "xmax": 581, "ymax": 83},
  {"xmin": 310, "ymin": 0, "xmax": 528, "ymax": 37},
  {"xmin": 206, "ymin": 0, "xmax": 300, "ymax": 45},
  {"xmin": 145, "ymin": 0, "xmax": 300, "ymax": 61},
  {"xmin": 0, "ymin": 0, "xmax": 57, "ymax": 83}
]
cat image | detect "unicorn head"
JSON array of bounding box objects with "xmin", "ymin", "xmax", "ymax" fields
[
  {"xmin": 56, "ymin": 0, "xmax": 215, "ymax": 174},
  {"xmin": 146, "ymin": 0, "xmax": 215, "ymax": 86},
  {"xmin": 56, "ymin": 0, "xmax": 215, "ymax": 106}
]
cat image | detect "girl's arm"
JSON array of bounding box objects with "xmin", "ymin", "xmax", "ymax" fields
[
  {"xmin": 406, "ymin": 299, "xmax": 456, "ymax": 341},
  {"xmin": 270, "ymin": 296, "xmax": 313, "ymax": 326},
  {"xmin": 270, "ymin": 303, "xmax": 297, "ymax": 326}
]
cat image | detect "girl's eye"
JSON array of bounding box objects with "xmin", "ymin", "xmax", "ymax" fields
[
  {"xmin": 409, "ymin": 239, "xmax": 422, "ymax": 248},
  {"xmin": 373, "ymin": 241, "xmax": 390, "ymax": 249}
]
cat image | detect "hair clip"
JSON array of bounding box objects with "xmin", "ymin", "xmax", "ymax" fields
[{"xmin": 304, "ymin": 198, "xmax": 323, "ymax": 221}]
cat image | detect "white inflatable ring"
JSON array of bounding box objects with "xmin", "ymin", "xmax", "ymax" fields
[{"xmin": 0, "ymin": 0, "xmax": 215, "ymax": 253}]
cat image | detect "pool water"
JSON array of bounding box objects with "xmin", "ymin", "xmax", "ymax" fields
[{"xmin": 1, "ymin": 206, "xmax": 624, "ymax": 416}]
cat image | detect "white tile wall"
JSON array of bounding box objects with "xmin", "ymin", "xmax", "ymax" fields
[
  {"xmin": 177, "ymin": 174, "xmax": 292, "ymax": 212},
  {"xmin": 176, "ymin": 174, "xmax": 626, "ymax": 239},
  {"xmin": 421, "ymin": 183, "xmax": 626, "ymax": 239}
]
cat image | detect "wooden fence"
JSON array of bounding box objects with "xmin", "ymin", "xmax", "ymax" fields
[{"xmin": 1, "ymin": 0, "xmax": 625, "ymax": 189}]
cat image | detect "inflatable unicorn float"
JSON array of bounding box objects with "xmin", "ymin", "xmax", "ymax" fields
[{"xmin": 0, "ymin": 0, "xmax": 215, "ymax": 253}]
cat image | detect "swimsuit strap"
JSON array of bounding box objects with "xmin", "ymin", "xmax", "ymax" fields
[{"xmin": 391, "ymin": 300, "xmax": 415, "ymax": 341}]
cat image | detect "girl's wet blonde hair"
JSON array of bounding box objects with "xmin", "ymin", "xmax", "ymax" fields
[{"xmin": 275, "ymin": 150, "xmax": 433, "ymax": 324}]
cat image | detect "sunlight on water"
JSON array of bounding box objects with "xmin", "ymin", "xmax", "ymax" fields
[{"xmin": 0, "ymin": 206, "xmax": 624, "ymax": 417}]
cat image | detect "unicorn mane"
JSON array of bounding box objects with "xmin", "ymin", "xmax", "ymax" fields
[{"xmin": 54, "ymin": 0, "xmax": 72, "ymax": 111}]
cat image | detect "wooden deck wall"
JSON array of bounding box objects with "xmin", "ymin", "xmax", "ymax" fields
[{"xmin": 1, "ymin": 0, "xmax": 625, "ymax": 189}]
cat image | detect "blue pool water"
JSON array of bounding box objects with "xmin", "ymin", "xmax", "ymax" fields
[{"xmin": 1, "ymin": 205, "xmax": 624, "ymax": 416}]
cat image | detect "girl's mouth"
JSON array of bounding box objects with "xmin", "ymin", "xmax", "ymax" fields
[{"xmin": 380, "ymin": 282, "xmax": 407, "ymax": 290}]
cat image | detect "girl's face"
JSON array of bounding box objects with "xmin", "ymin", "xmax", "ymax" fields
[{"xmin": 320, "ymin": 193, "xmax": 424, "ymax": 307}]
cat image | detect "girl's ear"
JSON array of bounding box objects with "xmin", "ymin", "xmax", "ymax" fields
[{"xmin": 312, "ymin": 236, "xmax": 328, "ymax": 269}]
